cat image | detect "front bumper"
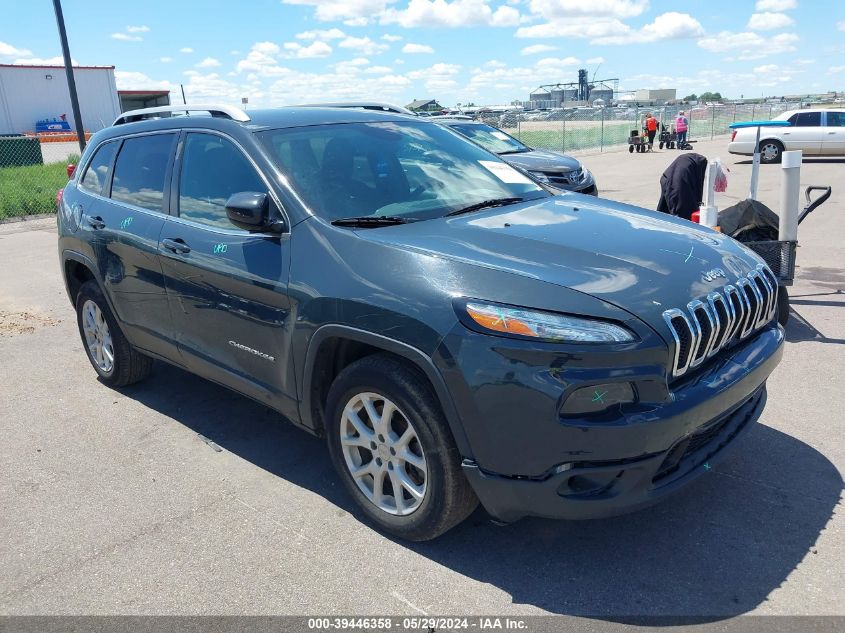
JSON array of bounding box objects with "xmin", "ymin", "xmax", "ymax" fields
[
  {"xmin": 464, "ymin": 386, "xmax": 765, "ymax": 522},
  {"xmin": 437, "ymin": 322, "xmax": 783, "ymax": 523}
]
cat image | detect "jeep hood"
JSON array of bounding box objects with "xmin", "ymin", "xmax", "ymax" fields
[{"xmin": 361, "ymin": 195, "xmax": 764, "ymax": 333}]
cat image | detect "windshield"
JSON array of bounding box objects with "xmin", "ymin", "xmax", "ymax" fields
[
  {"xmin": 445, "ymin": 122, "xmax": 530, "ymax": 154},
  {"xmin": 257, "ymin": 121, "xmax": 546, "ymax": 222}
]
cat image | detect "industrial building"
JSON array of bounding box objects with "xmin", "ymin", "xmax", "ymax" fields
[
  {"xmin": 0, "ymin": 64, "xmax": 168, "ymax": 136},
  {"xmin": 633, "ymin": 89, "xmax": 677, "ymax": 105},
  {"xmin": 527, "ymin": 69, "xmax": 620, "ymax": 108}
]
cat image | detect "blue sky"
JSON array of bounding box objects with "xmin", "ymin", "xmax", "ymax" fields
[{"xmin": 1, "ymin": 0, "xmax": 842, "ymax": 107}]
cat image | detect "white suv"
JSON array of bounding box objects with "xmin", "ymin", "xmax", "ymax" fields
[{"xmin": 728, "ymin": 108, "xmax": 845, "ymax": 163}]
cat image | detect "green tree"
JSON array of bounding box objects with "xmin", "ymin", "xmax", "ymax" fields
[
  {"xmin": 683, "ymin": 93, "xmax": 698, "ymax": 101},
  {"xmin": 699, "ymin": 91, "xmax": 723, "ymax": 102}
]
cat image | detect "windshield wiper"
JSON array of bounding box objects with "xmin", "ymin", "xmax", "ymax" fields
[
  {"xmin": 498, "ymin": 148, "xmax": 530, "ymax": 155},
  {"xmin": 331, "ymin": 215, "xmax": 412, "ymax": 228},
  {"xmin": 446, "ymin": 197, "xmax": 524, "ymax": 217}
]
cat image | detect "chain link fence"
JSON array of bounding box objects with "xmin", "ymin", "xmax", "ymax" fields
[
  {"xmin": 0, "ymin": 135, "xmax": 82, "ymax": 220},
  {"xmin": 0, "ymin": 103, "xmax": 805, "ymax": 221},
  {"xmin": 477, "ymin": 102, "xmax": 802, "ymax": 155}
]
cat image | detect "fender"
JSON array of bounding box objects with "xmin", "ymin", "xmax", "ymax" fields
[
  {"xmin": 61, "ymin": 249, "xmax": 116, "ymax": 312},
  {"xmin": 300, "ymin": 324, "xmax": 474, "ymax": 460}
]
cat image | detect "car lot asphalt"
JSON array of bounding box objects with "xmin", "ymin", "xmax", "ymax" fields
[{"xmin": 0, "ymin": 139, "xmax": 843, "ymax": 622}]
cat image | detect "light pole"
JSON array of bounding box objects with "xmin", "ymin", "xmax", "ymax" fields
[{"xmin": 52, "ymin": 0, "xmax": 86, "ymax": 151}]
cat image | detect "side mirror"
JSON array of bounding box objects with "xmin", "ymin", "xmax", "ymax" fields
[{"xmin": 225, "ymin": 192, "xmax": 283, "ymax": 232}]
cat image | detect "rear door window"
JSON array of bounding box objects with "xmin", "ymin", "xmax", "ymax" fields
[
  {"xmin": 79, "ymin": 141, "xmax": 118, "ymax": 195},
  {"xmin": 788, "ymin": 112, "xmax": 821, "ymax": 127},
  {"xmin": 177, "ymin": 133, "xmax": 267, "ymax": 229},
  {"xmin": 826, "ymin": 112, "xmax": 845, "ymax": 127},
  {"xmin": 110, "ymin": 134, "xmax": 176, "ymax": 212}
]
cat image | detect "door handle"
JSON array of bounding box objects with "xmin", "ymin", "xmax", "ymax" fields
[
  {"xmin": 86, "ymin": 215, "xmax": 106, "ymax": 230},
  {"xmin": 828, "ymin": 131, "xmax": 837, "ymax": 135},
  {"xmin": 161, "ymin": 238, "xmax": 191, "ymax": 255}
]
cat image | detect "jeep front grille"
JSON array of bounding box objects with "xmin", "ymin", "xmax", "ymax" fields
[{"xmin": 663, "ymin": 264, "xmax": 778, "ymax": 378}]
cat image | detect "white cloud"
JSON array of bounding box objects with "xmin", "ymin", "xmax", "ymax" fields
[
  {"xmin": 594, "ymin": 12, "xmax": 704, "ymax": 45},
  {"xmin": 236, "ymin": 42, "xmax": 289, "ymax": 77},
  {"xmin": 180, "ymin": 47, "xmax": 194, "ymax": 53},
  {"xmin": 586, "ymin": 56, "xmax": 605, "ymax": 65},
  {"xmin": 160, "ymin": 57, "xmax": 173, "ymax": 63},
  {"xmin": 282, "ymin": 0, "xmax": 390, "ymax": 23},
  {"xmin": 114, "ymin": 71, "xmax": 173, "ymax": 91},
  {"xmin": 196, "ymin": 57, "xmax": 221, "ymax": 68},
  {"xmin": 527, "ymin": 0, "xmax": 649, "ymax": 20},
  {"xmin": 296, "ymin": 28, "xmax": 345, "ymax": 41},
  {"xmin": 364, "ymin": 65, "xmax": 393, "ymax": 74},
  {"xmin": 754, "ymin": 0, "xmax": 796, "ymax": 10},
  {"xmin": 0, "ymin": 41, "xmax": 32, "ymax": 58},
  {"xmin": 125, "ymin": 25, "xmax": 150, "ymax": 33},
  {"xmin": 283, "ymin": 40, "xmax": 333, "ymax": 58},
  {"xmin": 830, "ymin": 65, "xmax": 845, "ymax": 73},
  {"xmin": 747, "ymin": 12, "xmax": 794, "ymax": 31},
  {"xmin": 382, "ymin": 34, "xmax": 403, "ymax": 41},
  {"xmin": 536, "ymin": 56, "xmax": 581, "ymax": 67},
  {"xmin": 407, "ymin": 62, "xmax": 461, "ymax": 92},
  {"xmin": 12, "ymin": 56, "xmax": 74, "ymax": 65},
  {"xmin": 521, "ymin": 44, "xmax": 557, "ymax": 55},
  {"xmin": 382, "ymin": 0, "xmax": 521, "ymax": 28},
  {"xmin": 339, "ymin": 36, "xmax": 388, "ymax": 55},
  {"xmin": 402, "ymin": 43, "xmax": 435, "ymax": 54},
  {"xmin": 517, "ymin": 17, "xmax": 628, "ymax": 39},
  {"xmin": 753, "ymin": 64, "xmax": 779, "ymax": 73},
  {"xmin": 111, "ymin": 33, "xmax": 143, "ymax": 41},
  {"xmin": 698, "ymin": 31, "xmax": 798, "ymax": 59},
  {"xmin": 838, "ymin": 21, "xmax": 845, "ymax": 31}
]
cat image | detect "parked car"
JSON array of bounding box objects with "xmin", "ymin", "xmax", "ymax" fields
[
  {"xmin": 728, "ymin": 108, "xmax": 845, "ymax": 163},
  {"xmin": 58, "ymin": 104, "xmax": 783, "ymax": 541},
  {"xmin": 437, "ymin": 118, "xmax": 598, "ymax": 195}
]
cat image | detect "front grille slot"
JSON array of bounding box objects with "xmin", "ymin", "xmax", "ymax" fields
[{"xmin": 663, "ymin": 265, "xmax": 775, "ymax": 379}]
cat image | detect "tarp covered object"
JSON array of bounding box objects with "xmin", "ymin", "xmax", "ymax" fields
[
  {"xmin": 656, "ymin": 153, "xmax": 708, "ymax": 220},
  {"xmin": 718, "ymin": 198, "xmax": 780, "ymax": 242}
]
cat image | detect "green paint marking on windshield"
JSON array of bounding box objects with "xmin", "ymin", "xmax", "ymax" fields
[
  {"xmin": 685, "ymin": 246, "xmax": 694, "ymax": 262},
  {"xmin": 703, "ymin": 462, "xmax": 712, "ymax": 471},
  {"xmin": 592, "ymin": 390, "xmax": 608, "ymax": 404}
]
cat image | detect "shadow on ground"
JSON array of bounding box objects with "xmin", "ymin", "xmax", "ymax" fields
[{"xmin": 123, "ymin": 362, "xmax": 842, "ymax": 622}]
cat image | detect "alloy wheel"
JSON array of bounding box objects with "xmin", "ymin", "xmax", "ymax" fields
[
  {"xmin": 761, "ymin": 142, "xmax": 780, "ymax": 162},
  {"xmin": 339, "ymin": 392, "xmax": 428, "ymax": 516},
  {"xmin": 82, "ymin": 299, "xmax": 114, "ymax": 374}
]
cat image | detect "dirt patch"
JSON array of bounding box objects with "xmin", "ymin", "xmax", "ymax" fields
[{"xmin": 0, "ymin": 310, "xmax": 61, "ymax": 337}]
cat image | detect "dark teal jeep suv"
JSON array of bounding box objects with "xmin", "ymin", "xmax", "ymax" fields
[{"xmin": 58, "ymin": 104, "xmax": 783, "ymax": 540}]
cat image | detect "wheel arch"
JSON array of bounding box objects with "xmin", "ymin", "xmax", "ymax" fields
[
  {"xmin": 300, "ymin": 324, "xmax": 473, "ymax": 459},
  {"xmin": 63, "ymin": 251, "xmax": 101, "ymax": 306}
]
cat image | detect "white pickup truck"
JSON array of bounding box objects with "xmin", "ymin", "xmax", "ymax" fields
[{"xmin": 728, "ymin": 108, "xmax": 845, "ymax": 163}]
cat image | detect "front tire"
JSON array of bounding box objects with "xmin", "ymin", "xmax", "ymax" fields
[
  {"xmin": 75, "ymin": 281, "xmax": 152, "ymax": 386},
  {"xmin": 325, "ymin": 354, "xmax": 478, "ymax": 541}
]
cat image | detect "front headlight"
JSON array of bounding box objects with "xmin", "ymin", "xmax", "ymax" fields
[
  {"xmin": 528, "ymin": 171, "xmax": 550, "ymax": 184},
  {"xmin": 581, "ymin": 167, "xmax": 593, "ymax": 183},
  {"xmin": 462, "ymin": 301, "xmax": 637, "ymax": 343}
]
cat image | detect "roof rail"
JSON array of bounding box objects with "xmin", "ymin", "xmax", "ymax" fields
[
  {"xmin": 113, "ymin": 104, "xmax": 251, "ymax": 126},
  {"xmin": 295, "ymin": 102, "xmax": 417, "ymax": 116}
]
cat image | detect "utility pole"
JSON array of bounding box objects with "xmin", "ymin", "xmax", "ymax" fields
[{"xmin": 52, "ymin": 0, "xmax": 85, "ymax": 151}]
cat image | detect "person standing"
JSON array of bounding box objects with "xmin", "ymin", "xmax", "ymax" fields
[
  {"xmin": 645, "ymin": 113, "xmax": 658, "ymax": 149},
  {"xmin": 675, "ymin": 110, "xmax": 689, "ymax": 148}
]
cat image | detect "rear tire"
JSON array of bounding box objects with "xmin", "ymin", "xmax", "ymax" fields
[
  {"xmin": 75, "ymin": 281, "xmax": 152, "ymax": 387},
  {"xmin": 325, "ymin": 354, "xmax": 478, "ymax": 541},
  {"xmin": 760, "ymin": 140, "xmax": 784, "ymax": 164},
  {"xmin": 629, "ymin": 145, "xmax": 634, "ymax": 153}
]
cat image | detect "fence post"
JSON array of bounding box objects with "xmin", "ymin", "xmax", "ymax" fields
[
  {"xmin": 769, "ymin": 105, "xmax": 773, "ymax": 119},
  {"xmin": 711, "ymin": 107, "xmax": 715, "ymax": 139},
  {"xmin": 733, "ymin": 104, "xmax": 737, "ymax": 123},
  {"xmin": 600, "ymin": 107, "xmax": 605, "ymax": 152},
  {"xmin": 562, "ymin": 114, "xmax": 566, "ymax": 152}
]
